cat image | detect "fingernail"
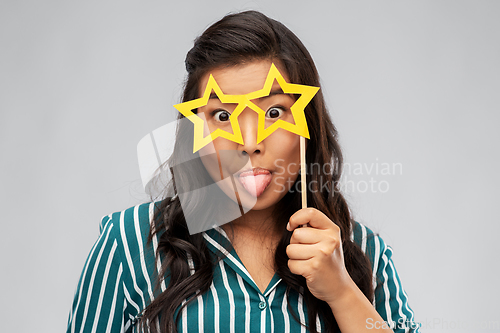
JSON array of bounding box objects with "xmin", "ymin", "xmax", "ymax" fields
[{"xmin": 286, "ymin": 222, "xmax": 290, "ymax": 230}]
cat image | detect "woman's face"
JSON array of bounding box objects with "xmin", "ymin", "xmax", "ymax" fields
[{"xmin": 197, "ymin": 60, "xmax": 302, "ymax": 212}]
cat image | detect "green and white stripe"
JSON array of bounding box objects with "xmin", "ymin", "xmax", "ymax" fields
[{"xmin": 67, "ymin": 202, "xmax": 419, "ymax": 332}]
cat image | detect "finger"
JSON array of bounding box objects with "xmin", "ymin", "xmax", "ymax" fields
[
  {"xmin": 289, "ymin": 227, "xmax": 323, "ymax": 245},
  {"xmin": 287, "ymin": 208, "xmax": 339, "ymax": 232},
  {"xmin": 288, "ymin": 258, "xmax": 310, "ymax": 277},
  {"xmin": 286, "ymin": 243, "xmax": 316, "ymax": 260}
]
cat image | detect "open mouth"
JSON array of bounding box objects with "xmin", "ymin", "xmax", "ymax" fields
[{"xmin": 237, "ymin": 168, "xmax": 273, "ymax": 198}]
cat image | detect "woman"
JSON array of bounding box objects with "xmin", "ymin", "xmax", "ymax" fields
[{"xmin": 67, "ymin": 10, "xmax": 418, "ymax": 333}]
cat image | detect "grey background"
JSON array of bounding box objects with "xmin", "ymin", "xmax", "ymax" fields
[{"xmin": 1, "ymin": 0, "xmax": 499, "ymax": 332}]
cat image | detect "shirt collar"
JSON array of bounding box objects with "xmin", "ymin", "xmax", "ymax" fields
[{"xmin": 202, "ymin": 226, "xmax": 282, "ymax": 297}]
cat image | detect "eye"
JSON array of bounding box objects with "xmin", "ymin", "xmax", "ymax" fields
[
  {"xmin": 213, "ymin": 110, "xmax": 231, "ymax": 122},
  {"xmin": 266, "ymin": 106, "xmax": 285, "ymax": 119}
]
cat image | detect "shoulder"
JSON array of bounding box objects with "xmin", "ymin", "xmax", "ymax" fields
[
  {"xmin": 98, "ymin": 201, "xmax": 165, "ymax": 308},
  {"xmin": 351, "ymin": 221, "xmax": 419, "ymax": 332},
  {"xmin": 66, "ymin": 201, "xmax": 166, "ymax": 332},
  {"xmin": 350, "ymin": 220, "xmax": 392, "ymax": 276},
  {"xmin": 99, "ymin": 201, "xmax": 163, "ymax": 248},
  {"xmin": 351, "ymin": 220, "xmax": 387, "ymax": 255},
  {"xmin": 98, "ymin": 201, "xmax": 169, "ymax": 273}
]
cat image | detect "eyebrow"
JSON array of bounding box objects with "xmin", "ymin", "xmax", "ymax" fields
[
  {"xmin": 208, "ymin": 88, "xmax": 292, "ymax": 100},
  {"xmin": 209, "ymin": 92, "xmax": 220, "ymax": 100},
  {"xmin": 265, "ymin": 88, "xmax": 287, "ymax": 98},
  {"xmin": 259, "ymin": 88, "xmax": 295, "ymax": 101}
]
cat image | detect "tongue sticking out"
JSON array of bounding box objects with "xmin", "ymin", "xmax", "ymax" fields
[{"xmin": 238, "ymin": 173, "xmax": 272, "ymax": 197}]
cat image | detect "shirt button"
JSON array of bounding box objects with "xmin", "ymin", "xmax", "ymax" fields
[{"xmin": 258, "ymin": 301, "xmax": 267, "ymax": 310}]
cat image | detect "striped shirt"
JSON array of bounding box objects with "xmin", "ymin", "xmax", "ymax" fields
[{"xmin": 67, "ymin": 201, "xmax": 419, "ymax": 333}]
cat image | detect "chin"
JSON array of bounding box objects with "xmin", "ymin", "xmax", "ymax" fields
[{"xmin": 240, "ymin": 189, "xmax": 283, "ymax": 212}]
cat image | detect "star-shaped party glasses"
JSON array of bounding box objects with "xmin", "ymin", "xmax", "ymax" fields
[{"xmin": 173, "ymin": 63, "xmax": 319, "ymax": 153}]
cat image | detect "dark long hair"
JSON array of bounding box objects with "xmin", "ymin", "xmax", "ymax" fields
[{"xmin": 140, "ymin": 10, "xmax": 374, "ymax": 333}]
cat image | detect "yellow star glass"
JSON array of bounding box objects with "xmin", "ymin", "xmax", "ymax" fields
[{"xmin": 173, "ymin": 63, "xmax": 319, "ymax": 153}]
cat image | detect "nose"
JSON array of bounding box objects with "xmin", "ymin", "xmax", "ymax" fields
[{"xmin": 237, "ymin": 108, "xmax": 263, "ymax": 156}]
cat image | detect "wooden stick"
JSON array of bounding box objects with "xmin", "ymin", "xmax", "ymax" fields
[
  {"xmin": 300, "ymin": 136, "xmax": 307, "ymax": 209},
  {"xmin": 300, "ymin": 136, "xmax": 309, "ymax": 227}
]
